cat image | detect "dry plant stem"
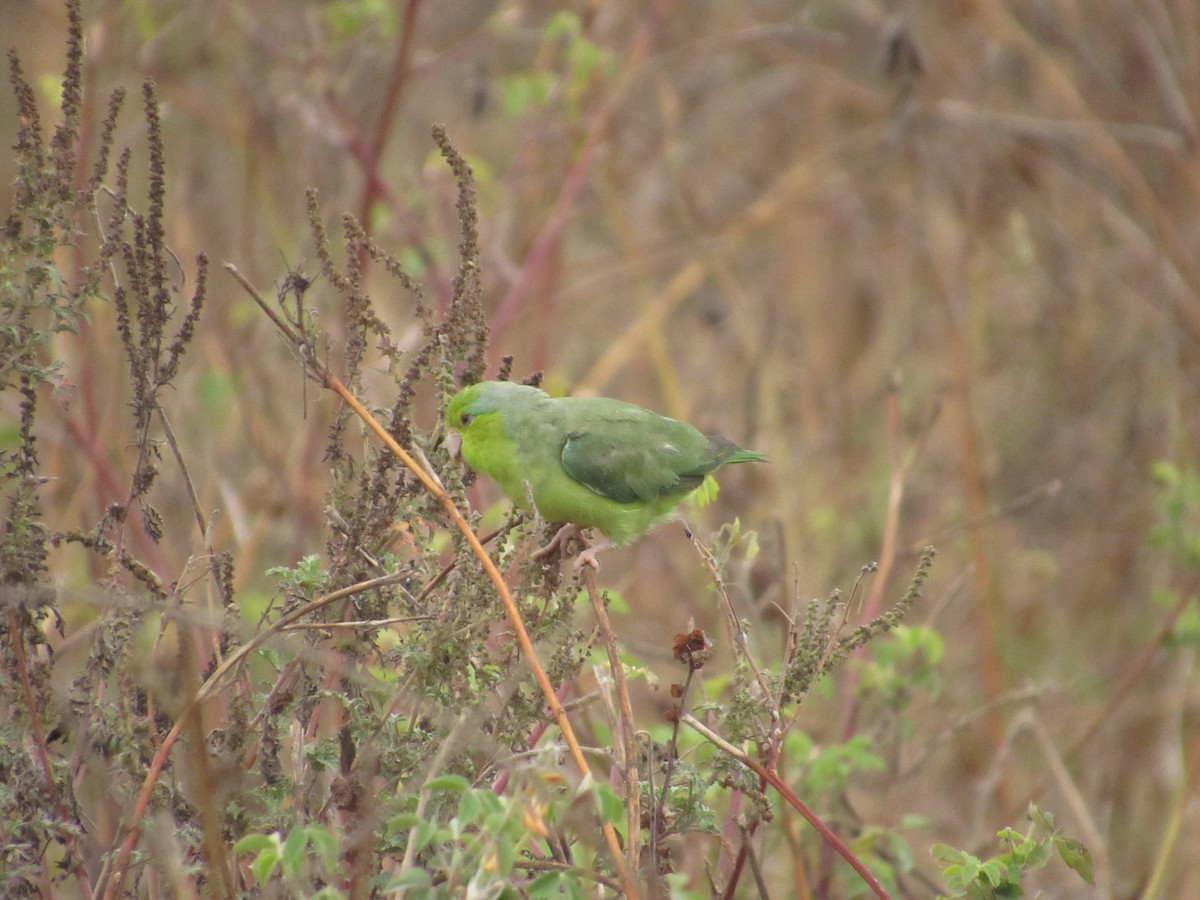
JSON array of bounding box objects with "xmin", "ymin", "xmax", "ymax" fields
[
  {"xmin": 57, "ymin": 404, "xmax": 171, "ymax": 579},
  {"xmin": 281, "ymin": 614, "xmax": 434, "ymax": 632},
  {"xmin": 911, "ymin": 478, "xmax": 1062, "ymax": 554},
  {"xmin": 840, "ymin": 384, "xmax": 923, "ymax": 740},
  {"xmin": 1143, "ymin": 699, "xmax": 1200, "ymax": 898},
  {"xmin": 178, "ymin": 617, "xmax": 236, "ymax": 899},
  {"xmin": 974, "ymin": 0, "xmax": 1200, "ymax": 339},
  {"xmin": 225, "ymin": 263, "xmax": 636, "ymax": 897},
  {"xmin": 355, "ymin": 0, "xmax": 422, "ymax": 232},
  {"xmin": 1026, "ymin": 715, "xmax": 1111, "ymax": 894},
  {"xmin": 6, "ymin": 609, "xmax": 94, "ymax": 897},
  {"xmin": 860, "ymin": 384, "xmax": 913, "ymax": 623},
  {"xmin": 650, "ymin": 664, "xmax": 696, "ymax": 879},
  {"xmin": 739, "ymin": 822, "xmax": 771, "ymax": 899},
  {"xmin": 581, "ymin": 566, "xmax": 642, "ymax": 877},
  {"xmin": 1062, "ymin": 578, "xmax": 1197, "ymax": 765},
  {"xmin": 925, "ymin": 213, "xmax": 1006, "ymax": 764},
  {"xmin": 686, "ymin": 530, "xmax": 780, "ymax": 893},
  {"xmin": 687, "ymin": 530, "xmax": 777, "ymax": 724},
  {"xmin": 492, "ymin": 0, "xmax": 671, "ymax": 351},
  {"xmin": 681, "ymin": 714, "xmax": 892, "ymax": 900},
  {"xmin": 1010, "ymin": 578, "xmax": 1198, "ymax": 823},
  {"xmin": 7, "ymin": 610, "xmax": 57, "ymax": 814},
  {"xmin": 156, "ymin": 406, "xmax": 227, "ymax": 659},
  {"xmin": 98, "ymin": 573, "xmax": 406, "ymax": 897}
]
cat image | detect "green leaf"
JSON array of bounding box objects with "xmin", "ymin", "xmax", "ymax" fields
[
  {"xmin": 527, "ymin": 871, "xmax": 565, "ymax": 897},
  {"xmin": 306, "ymin": 824, "xmax": 339, "ymax": 870},
  {"xmin": 383, "ymin": 867, "xmax": 433, "ymax": 890},
  {"xmin": 979, "ymin": 858, "xmax": 1008, "ymax": 887},
  {"xmin": 956, "ymin": 852, "xmax": 981, "ymax": 884},
  {"xmin": 1054, "ymin": 836, "xmax": 1095, "ymax": 885},
  {"xmin": 1027, "ymin": 804, "xmax": 1055, "ymax": 833},
  {"xmin": 250, "ymin": 847, "xmax": 281, "ymax": 884},
  {"xmin": 426, "ymin": 773, "xmax": 471, "ymax": 792},
  {"xmin": 233, "ymin": 833, "xmax": 278, "ymax": 855},
  {"xmin": 280, "ymin": 826, "xmax": 309, "ymax": 876},
  {"xmin": 411, "ymin": 818, "xmax": 438, "ymax": 853},
  {"xmin": 386, "ymin": 812, "xmax": 422, "ymax": 832},
  {"xmin": 1023, "ymin": 838, "xmax": 1052, "ymax": 871},
  {"xmin": 592, "ymin": 782, "xmax": 625, "ymax": 824},
  {"xmin": 457, "ymin": 789, "xmax": 484, "ymax": 826}
]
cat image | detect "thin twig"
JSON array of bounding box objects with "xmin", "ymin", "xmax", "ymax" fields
[
  {"xmin": 582, "ymin": 566, "xmax": 642, "ymax": 878},
  {"xmin": 681, "ymin": 714, "xmax": 892, "ymax": 900}
]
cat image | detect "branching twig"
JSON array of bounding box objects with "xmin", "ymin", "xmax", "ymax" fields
[
  {"xmin": 581, "ymin": 566, "xmax": 642, "ymax": 877},
  {"xmin": 682, "ymin": 714, "xmax": 892, "ymax": 900}
]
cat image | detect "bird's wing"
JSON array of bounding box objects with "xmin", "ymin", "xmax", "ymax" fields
[{"xmin": 559, "ymin": 408, "xmax": 721, "ymax": 504}]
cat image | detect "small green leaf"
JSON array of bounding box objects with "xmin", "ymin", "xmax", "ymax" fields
[
  {"xmin": 527, "ymin": 871, "xmax": 565, "ymax": 897},
  {"xmin": 979, "ymin": 858, "xmax": 1008, "ymax": 887},
  {"xmin": 233, "ymin": 833, "xmax": 278, "ymax": 855},
  {"xmin": 425, "ymin": 773, "xmax": 471, "ymax": 792},
  {"xmin": 956, "ymin": 852, "xmax": 981, "ymax": 883},
  {"xmin": 280, "ymin": 826, "xmax": 309, "ymax": 876},
  {"xmin": 411, "ymin": 819, "xmax": 438, "ymax": 853},
  {"xmin": 457, "ymin": 789, "xmax": 484, "ymax": 826},
  {"xmin": 1028, "ymin": 803, "xmax": 1055, "ymax": 833},
  {"xmin": 250, "ymin": 847, "xmax": 281, "ymax": 884},
  {"xmin": 1055, "ymin": 836, "xmax": 1095, "ymax": 885},
  {"xmin": 384, "ymin": 867, "xmax": 433, "ymax": 890},
  {"xmin": 591, "ymin": 783, "xmax": 624, "ymax": 824},
  {"xmin": 1024, "ymin": 837, "xmax": 1052, "ymax": 870},
  {"xmin": 386, "ymin": 812, "xmax": 422, "ymax": 832},
  {"xmin": 306, "ymin": 824, "xmax": 339, "ymax": 870}
]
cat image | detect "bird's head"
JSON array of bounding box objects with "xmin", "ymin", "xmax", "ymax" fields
[{"xmin": 444, "ymin": 380, "xmax": 541, "ymax": 460}]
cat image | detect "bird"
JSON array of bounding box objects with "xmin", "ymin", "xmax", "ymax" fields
[{"xmin": 444, "ymin": 380, "xmax": 765, "ymax": 570}]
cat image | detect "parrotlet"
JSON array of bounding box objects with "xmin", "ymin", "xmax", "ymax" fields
[{"xmin": 445, "ymin": 380, "xmax": 764, "ymax": 570}]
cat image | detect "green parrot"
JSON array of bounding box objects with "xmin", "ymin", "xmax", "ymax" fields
[{"xmin": 445, "ymin": 380, "xmax": 765, "ymax": 570}]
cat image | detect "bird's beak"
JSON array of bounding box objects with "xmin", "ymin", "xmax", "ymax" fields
[{"xmin": 446, "ymin": 430, "xmax": 462, "ymax": 460}]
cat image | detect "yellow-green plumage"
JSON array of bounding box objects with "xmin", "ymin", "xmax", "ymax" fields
[{"xmin": 445, "ymin": 381, "xmax": 764, "ymax": 550}]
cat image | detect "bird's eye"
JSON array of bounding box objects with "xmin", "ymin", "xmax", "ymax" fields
[{"xmin": 459, "ymin": 412, "xmax": 473, "ymax": 426}]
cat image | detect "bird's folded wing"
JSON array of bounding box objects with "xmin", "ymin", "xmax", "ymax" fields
[{"xmin": 560, "ymin": 424, "xmax": 710, "ymax": 504}]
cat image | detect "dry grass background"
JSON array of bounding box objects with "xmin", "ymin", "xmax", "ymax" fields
[{"xmin": 3, "ymin": 1, "xmax": 1199, "ymax": 896}]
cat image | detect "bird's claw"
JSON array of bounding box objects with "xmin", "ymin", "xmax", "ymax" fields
[
  {"xmin": 533, "ymin": 525, "xmax": 611, "ymax": 573},
  {"xmin": 532, "ymin": 524, "xmax": 582, "ymax": 562},
  {"xmin": 572, "ymin": 537, "xmax": 613, "ymax": 574},
  {"xmin": 573, "ymin": 548, "xmax": 602, "ymax": 573}
]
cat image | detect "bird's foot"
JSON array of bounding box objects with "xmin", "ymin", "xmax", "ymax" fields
[
  {"xmin": 572, "ymin": 537, "xmax": 614, "ymax": 574},
  {"xmin": 532, "ymin": 524, "xmax": 584, "ymax": 562},
  {"xmin": 532, "ymin": 525, "xmax": 614, "ymax": 573}
]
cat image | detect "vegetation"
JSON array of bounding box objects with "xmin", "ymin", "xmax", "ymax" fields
[{"xmin": 3, "ymin": 1, "xmax": 1198, "ymax": 896}]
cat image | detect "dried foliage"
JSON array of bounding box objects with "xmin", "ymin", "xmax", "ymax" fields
[{"xmin": 3, "ymin": 0, "xmax": 1198, "ymax": 897}]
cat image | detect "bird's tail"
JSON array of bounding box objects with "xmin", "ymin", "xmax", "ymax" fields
[{"xmin": 727, "ymin": 448, "xmax": 767, "ymax": 464}]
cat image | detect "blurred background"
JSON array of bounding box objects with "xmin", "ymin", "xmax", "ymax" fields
[{"xmin": 4, "ymin": 1, "xmax": 1199, "ymax": 895}]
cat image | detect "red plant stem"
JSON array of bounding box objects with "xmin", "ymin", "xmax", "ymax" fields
[{"xmin": 683, "ymin": 714, "xmax": 892, "ymax": 900}]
